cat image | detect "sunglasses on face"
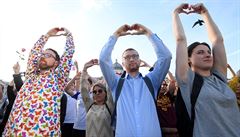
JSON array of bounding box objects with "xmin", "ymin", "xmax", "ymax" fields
[
  {"xmin": 162, "ymin": 83, "xmax": 168, "ymax": 87},
  {"xmin": 93, "ymin": 89, "xmax": 104, "ymax": 94},
  {"xmin": 42, "ymin": 53, "xmax": 56, "ymax": 59}
]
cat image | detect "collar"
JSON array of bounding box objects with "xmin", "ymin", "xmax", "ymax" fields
[{"xmin": 125, "ymin": 72, "xmax": 143, "ymax": 79}]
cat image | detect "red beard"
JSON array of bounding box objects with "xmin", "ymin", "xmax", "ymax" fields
[{"xmin": 39, "ymin": 58, "xmax": 49, "ymax": 70}]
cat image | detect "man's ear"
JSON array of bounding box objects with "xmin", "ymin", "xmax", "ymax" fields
[
  {"xmin": 54, "ymin": 61, "xmax": 59, "ymax": 68},
  {"xmin": 188, "ymin": 58, "xmax": 192, "ymax": 67},
  {"xmin": 122, "ymin": 61, "xmax": 125, "ymax": 67}
]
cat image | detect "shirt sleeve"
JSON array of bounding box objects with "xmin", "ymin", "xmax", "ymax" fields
[
  {"xmin": 99, "ymin": 35, "xmax": 119, "ymax": 94},
  {"xmin": 80, "ymin": 71, "xmax": 93, "ymax": 111},
  {"xmin": 57, "ymin": 33, "xmax": 75, "ymax": 92},
  {"xmin": 25, "ymin": 35, "xmax": 48, "ymax": 80},
  {"xmin": 146, "ymin": 34, "xmax": 172, "ymax": 98}
]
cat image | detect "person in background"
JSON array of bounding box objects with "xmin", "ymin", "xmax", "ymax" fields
[
  {"xmin": 63, "ymin": 61, "xmax": 80, "ymax": 137},
  {"xmin": 61, "ymin": 92, "xmax": 77, "ymax": 137},
  {"xmin": 3, "ymin": 27, "xmax": 75, "ymax": 136},
  {"xmin": 227, "ymin": 64, "xmax": 240, "ymax": 108},
  {"xmin": 0, "ymin": 80, "xmax": 8, "ymax": 123},
  {"xmin": 81, "ymin": 59, "xmax": 114, "ymax": 137},
  {"xmin": 0, "ymin": 62, "xmax": 24, "ymax": 136},
  {"xmin": 157, "ymin": 71, "xmax": 178, "ymax": 137}
]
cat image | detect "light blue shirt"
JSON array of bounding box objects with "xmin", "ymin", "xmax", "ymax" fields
[{"xmin": 99, "ymin": 34, "xmax": 172, "ymax": 137}]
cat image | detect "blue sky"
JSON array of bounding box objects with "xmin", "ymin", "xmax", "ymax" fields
[{"xmin": 0, "ymin": 0, "xmax": 239, "ymax": 81}]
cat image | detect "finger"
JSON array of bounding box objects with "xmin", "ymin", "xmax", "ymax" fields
[
  {"xmin": 181, "ymin": 3, "xmax": 189, "ymax": 9},
  {"xmin": 181, "ymin": 10, "xmax": 189, "ymax": 14},
  {"xmin": 131, "ymin": 31, "xmax": 145, "ymax": 35},
  {"xmin": 131, "ymin": 24, "xmax": 139, "ymax": 30},
  {"xmin": 91, "ymin": 59, "xmax": 97, "ymax": 64},
  {"xmin": 121, "ymin": 32, "xmax": 131, "ymax": 36},
  {"xmin": 123, "ymin": 25, "xmax": 131, "ymax": 32},
  {"xmin": 187, "ymin": 10, "xmax": 196, "ymax": 14},
  {"xmin": 60, "ymin": 27, "xmax": 65, "ymax": 31}
]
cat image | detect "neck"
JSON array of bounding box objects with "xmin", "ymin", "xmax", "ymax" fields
[
  {"xmin": 39, "ymin": 68, "xmax": 52, "ymax": 74},
  {"xmin": 192, "ymin": 68, "xmax": 211, "ymax": 77},
  {"xmin": 126, "ymin": 71, "xmax": 139, "ymax": 78},
  {"xmin": 95, "ymin": 101, "xmax": 105, "ymax": 105}
]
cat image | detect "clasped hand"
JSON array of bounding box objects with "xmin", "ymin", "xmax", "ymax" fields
[
  {"xmin": 114, "ymin": 23, "xmax": 152, "ymax": 37},
  {"xmin": 46, "ymin": 27, "xmax": 70, "ymax": 38},
  {"xmin": 175, "ymin": 3, "xmax": 207, "ymax": 15}
]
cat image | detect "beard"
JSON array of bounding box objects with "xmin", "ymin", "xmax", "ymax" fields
[
  {"xmin": 128, "ymin": 63, "xmax": 140, "ymax": 72},
  {"xmin": 38, "ymin": 58, "xmax": 52, "ymax": 70}
]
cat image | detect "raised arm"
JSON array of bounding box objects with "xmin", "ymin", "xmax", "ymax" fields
[
  {"xmin": 99, "ymin": 25, "xmax": 131, "ymax": 91},
  {"xmin": 25, "ymin": 27, "xmax": 64, "ymax": 79},
  {"xmin": 57, "ymin": 27, "xmax": 75, "ymax": 91},
  {"xmin": 12, "ymin": 62, "xmax": 23, "ymax": 91},
  {"xmin": 74, "ymin": 61, "xmax": 80, "ymax": 91},
  {"xmin": 173, "ymin": 3, "xmax": 190, "ymax": 82},
  {"xmin": 140, "ymin": 59, "xmax": 152, "ymax": 71},
  {"xmin": 167, "ymin": 71, "xmax": 177, "ymax": 95},
  {"xmin": 64, "ymin": 71, "xmax": 81, "ymax": 96},
  {"xmin": 227, "ymin": 64, "xmax": 236, "ymax": 77},
  {"xmin": 131, "ymin": 23, "xmax": 172, "ymax": 96},
  {"xmin": 81, "ymin": 59, "xmax": 98, "ymax": 110},
  {"xmin": 191, "ymin": 3, "xmax": 227, "ymax": 76}
]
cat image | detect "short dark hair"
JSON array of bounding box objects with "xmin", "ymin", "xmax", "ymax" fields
[
  {"xmin": 122, "ymin": 48, "xmax": 138, "ymax": 57},
  {"xmin": 46, "ymin": 48, "xmax": 60, "ymax": 61},
  {"xmin": 188, "ymin": 42, "xmax": 211, "ymax": 57}
]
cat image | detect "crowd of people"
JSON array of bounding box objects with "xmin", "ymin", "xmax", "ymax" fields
[{"xmin": 0, "ymin": 3, "xmax": 239, "ymax": 137}]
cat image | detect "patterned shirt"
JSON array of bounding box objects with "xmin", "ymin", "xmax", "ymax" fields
[{"xmin": 3, "ymin": 34, "xmax": 75, "ymax": 137}]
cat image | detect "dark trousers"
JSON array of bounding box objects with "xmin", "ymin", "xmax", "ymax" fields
[
  {"xmin": 72, "ymin": 129, "xmax": 86, "ymax": 137},
  {"xmin": 62, "ymin": 123, "xmax": 74, "ymax": 137}
]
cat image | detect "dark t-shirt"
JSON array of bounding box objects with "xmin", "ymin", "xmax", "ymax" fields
[{"xmin": 157, "ymin": 92, "xmax": 177, "ymax": 128}]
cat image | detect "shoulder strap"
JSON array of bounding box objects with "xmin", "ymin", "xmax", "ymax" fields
[
  {"xmin": 115, "ymin": 78, "xmax": 125, "ymax": 104},
  {"xmin": 87, "ymin": 103, "xmax": 94, "ymax": 112},
  {"xmin": 190, "ymin": 73, "xmax": 203, "ymax": 122},
  {"xmin": 191, "ymin": 72, "xmax": 224, "ymax": 119},
  {"xmin": 111, "ymin": 72, "xmax": 126, "ymax": 126},
  {"xmin": 143, "ymin": 76, "xmax": 155, "ymax": 100},
  {"xmin": 213, "ymin": 72, "xmax": 224, "ymax": 82},
  {"xmin": 87, "ymin": 103, "xmax": 111, "ymax": 116},
  {"xmin": 105, "ymin": 103, "xmax": 111, "ymax": 116}
]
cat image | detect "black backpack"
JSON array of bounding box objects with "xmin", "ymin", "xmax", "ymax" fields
[
  {"xmin": 175, "ymin": 72, "xmax": 223, "ymax": 137},
  {"xmin": 111, "ymin": 71, "xmax": 159, "ymax": 127}
]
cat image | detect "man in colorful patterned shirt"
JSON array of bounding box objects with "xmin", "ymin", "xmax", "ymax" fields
[{"xmin": 3, "ymin": 27, "xmax": 75, "ymax": 137}]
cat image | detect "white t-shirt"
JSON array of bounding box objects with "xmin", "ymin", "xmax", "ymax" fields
[
  {"xmin": 63, "ymin": 93, "xmax": 77, "ymax": 124},
  {"xmin": 73, "ymin": 91, "xmax": 92, "ymax": 130}
]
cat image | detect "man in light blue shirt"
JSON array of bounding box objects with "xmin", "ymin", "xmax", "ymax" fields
[{"xmin": 99, "ymin": 24, "xmax": 172, "ymax": 137}]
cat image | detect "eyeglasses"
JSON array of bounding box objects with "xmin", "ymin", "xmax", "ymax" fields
[
  {"xmin": 123, "ymin": 54, "xmax": 139, "ymax": 61},
  {"xmin": 93, "ymin": 89, "xmax": 104, "ymax": 94},
  {"xmin": 42, "ymin": 53, "xmax": 56, "ymax": 59},
  {"xmin": 162, "ymin": 83, "xmax": 168, "ymax": 87}
]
